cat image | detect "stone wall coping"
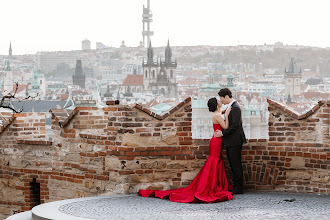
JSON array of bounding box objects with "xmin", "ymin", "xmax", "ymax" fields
[
  {"xmin": 0, "ymin": 114, "xmax": 15, "ymax": 135},
  {"xmin": 79, "ymin": 132, "xmax": 108, "ymax": 140},
  {"xmin": 267, "ymin": 99, "xmax": 328, "ymax": 120},
  {"xmin": 50, "ymin": 97, "xmax": 192, "ymax": 128},
  {"xmin": 135, "ymin": 97, "xmax": 191, "ymax": 120},
  {"xmin": 49, "ymin": 108, "xmax": 79, "ymax": 128},
  {"xmin": 17, "ymin": 140, "xmax": 53, "ymax": 146}
]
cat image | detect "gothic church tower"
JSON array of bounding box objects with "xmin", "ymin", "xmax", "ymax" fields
[
  {"xmin": 142, "ymin": 40, "xmax": 177, "ymax": 98},
  {"xmin": 284, "ymin": 57, "xmax": 302, "ymax": 98}
]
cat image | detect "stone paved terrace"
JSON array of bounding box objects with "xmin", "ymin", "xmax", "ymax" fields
[{"xmin": 6, "ymin": 192, "xmax": 330, "ymax": 220}]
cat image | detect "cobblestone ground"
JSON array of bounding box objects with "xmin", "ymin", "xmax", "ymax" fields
[{"xmin": 58, "ymin": 192, "xmax": 330, "ymax": 220}]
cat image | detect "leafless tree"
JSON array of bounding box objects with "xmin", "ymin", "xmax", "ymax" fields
[{"xmin": 0, "ymin": 81, "xmax": 39, "ymax": 113}]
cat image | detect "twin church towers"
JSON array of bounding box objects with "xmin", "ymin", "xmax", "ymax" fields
[
  {"xmin": 142, "ymin": 40, "xmax": 177, "ymax": 98},
  {"xmin": 141, "ymin": 0, "xmax": 177, "ymax": 98}
]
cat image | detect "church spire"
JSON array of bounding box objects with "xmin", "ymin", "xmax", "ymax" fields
[
  {"xmin": 147, "ymin": 40, "xmax": 154, "ymax": 65},
  {"xmin": 72, "ymin": 60, "xmax": 85, "ymax": 88},
  {"xmin": 286, "ymin": 57, "xmax": 299, "ymax": 74},
  {"xmin": 165, "ymin": 39, "xmax": 172, "ymax": 64},
  {"xmin": 9, "ymin": 41, "xmax": 12, "ymax": 59}
]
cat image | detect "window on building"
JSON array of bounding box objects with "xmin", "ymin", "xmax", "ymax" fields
[
  {"xmin": 152, "ymin": 70, "xmax": 155, "ymax": 78},
  {"xmin": 145, "ymin": 70, "xmax": 148, "ymax": 78}
]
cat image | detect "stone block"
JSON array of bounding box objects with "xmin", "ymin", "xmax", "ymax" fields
[
  {"xmin": 0, "ymin": 207, "xmax": 11, "ymax": 217},
  {"xmin": 166, "ymin": 162, "xmax": 189, "ymax": 169},
  {"xmin": 181, "ymin": 171, "xmax": 199, "ymax": 182},
  {"xmin": 105, "ymin": 156, "xmax": 121, "ymax": 169},
  {"xmin": 108, "ymin": 183, "xmax": 130, "ymax": 194},
  {"xmin": 286, "ymin": 171, "xmax": 311, "ymax": 180},
  {"xmin": 140, "ymin": 160, "xmax": 167, "ymax": 169},
  {"xmin": 191, "ymin": 160, "xmax": 206, "ymax": 168},
  {"xmin": 161, "ymin": 128, "xmax": 178, "ymax": 145},
  {"xmin": 93, "ymin": 145, "xmax": 104, "ymax": 152},
  {"xmin": 146, "ymin": 184, "xmax": 165, "ymax": 190},
  {"xmin": 129, "ymin": 174, "xmax": 154, "ymax": 183},
  {"xmin": 312, "ymin": 172, "xmax": 330, "ymax": 183},
  {"xmin": 153, "ymin": 170, "xmax": 176, "ymax": 181},
  {"xmin": 89, "ymin": 157, "xmax": 103, "ymax": 168},
  {"xmin": 122, "ymin": 133, "xmax": 140, "ymax": 147},
  {"xmin": 125, "ymin": 160, "xmax": 141, "ymax": 170},
  {"xmin": 65, "ymin": 153, "xmax": 81, "ymax": 162},
  {"xmin": 80, "ymin": 143, "xmax": 93, "ymax": 152},
  {"xmin": 3, "ymin": 148, "xmax": 17, "ymax": 155},
  {"xmin": 109, "ymin": 172, "xmax": 121, "ymax": 183},
  {"xmin": 290, "ymin": 157, "xmax": 305, "ymax": 169},
  {"xmin": 84, "ymin": 180, "xmax": 105, "ymax": 192},
  {"xmin": 300, "ymin": 131, "xmax": 317, "ymax": 141}
]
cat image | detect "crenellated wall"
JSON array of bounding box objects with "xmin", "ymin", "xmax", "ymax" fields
[
  {"xmin": 263, "ymin": 99, "xmax": 329, "ymax": 193},
  {"xmin": 0, "ymin": 98, "xmax": 329, "ymax": 219},
  {"xmin": 48, "ymin": 98, "xmax": 197, "ymax": 199},
  {"xmin": 0, "ymin": 112, "xmax": 47, "ymax": 148}
]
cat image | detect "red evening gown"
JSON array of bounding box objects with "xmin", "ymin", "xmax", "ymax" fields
[{"xmin": 138, "ymin": 124, "xmax": 233, "ymax": 203}]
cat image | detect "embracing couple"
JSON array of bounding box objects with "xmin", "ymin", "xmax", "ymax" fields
[{"xmin": 139, "ymin": 88, "xmax": 246, "ymax": 203}]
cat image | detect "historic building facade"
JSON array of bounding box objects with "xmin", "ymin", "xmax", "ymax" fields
[
  {"xmin": 142, "ymin": 41, "xmax": 177, "ymax": 98},
  {"xmin": 72, "ymin": 60, "xmax": 86, "ymax": 89},
  {"xmin": 284, "ymin": 57, "xmax": 302, "ymax": 98}
]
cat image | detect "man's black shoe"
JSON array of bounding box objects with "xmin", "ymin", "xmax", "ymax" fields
[{"xmin": 230, "ymin": 189, "xmax": 244, "ymax": 194}]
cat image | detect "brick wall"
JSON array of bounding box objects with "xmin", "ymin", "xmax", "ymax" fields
[
  {"xmin": 0, "ymin": 98, "xmax": 329, "ymax": 219},
  {"xmin": 0, "ymin": 112, "xmax": 46, "ymax": 148},
  {"xmin": 263, "ymin": 99, "xmax": 329, "ymax": 193},
  {"xmin": 0, "ymin": 112, "xmax": 50, "ymax": 218},
  {"xmin": 0, "ymin": 142, "xmax": 52, "ymax": 218},
  {"xmin": 47, "ymin": 98, "xmax": 197, "ymax": 200}
]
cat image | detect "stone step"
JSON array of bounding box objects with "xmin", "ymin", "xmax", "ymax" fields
[
  {"xmin": 6, "ymin": 211, "xmax": 32, "ymax": 220},
  {"xmin": 30, "ymin": 195, "xmax": 133, "ymax": 220}
]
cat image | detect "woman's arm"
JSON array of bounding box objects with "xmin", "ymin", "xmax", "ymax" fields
[{"xmin": 215, "ymin": 114, "xmax": 228, "ymax": 129}]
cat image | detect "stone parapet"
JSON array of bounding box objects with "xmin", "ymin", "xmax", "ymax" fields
[{"xmin": 0, "ymin": 98, "xmax": 329, "ymax": 219}]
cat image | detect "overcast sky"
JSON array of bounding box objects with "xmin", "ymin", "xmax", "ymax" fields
[{"xmin": 1, "ymin": 0, "xmax": 330, "ymax": 55}]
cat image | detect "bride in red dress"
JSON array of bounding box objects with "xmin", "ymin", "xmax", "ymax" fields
[{"xmin": 138, "ymin": 97, "xmax": 234, "ymax": 203}]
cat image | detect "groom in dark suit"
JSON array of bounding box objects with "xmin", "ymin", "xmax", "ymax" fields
[{"xmin": 214, "ymin": 88, "xmax": 246, "ymax": 194}]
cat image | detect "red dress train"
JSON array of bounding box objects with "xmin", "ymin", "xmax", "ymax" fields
[{"xmin": 138, "ymin": 124, "xmax": 233, "ymax": 203}]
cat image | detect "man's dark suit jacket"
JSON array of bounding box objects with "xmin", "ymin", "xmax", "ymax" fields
[{"xmin": 222, "ymin": 101, "xmax": 247, "ymax": 148}]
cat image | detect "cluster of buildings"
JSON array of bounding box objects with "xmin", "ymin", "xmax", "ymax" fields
[
  {"xmin": 1, "ymin": 0, "xmax": 329, "ymax": 140},
  {"xmin": 1, "ymin": 40, "xmax": 329, "ymax": 140}
]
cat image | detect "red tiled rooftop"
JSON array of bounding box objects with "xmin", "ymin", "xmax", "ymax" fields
[
  {"xmin": 177, "ymin": 78, "xmax": 201, "ymax": 86},
  {"xmin": 122, "ymin": 74, "xmax": 143, "ymax": 86},
  {"xmin": 12, "ymin": 84, "xmax": 28, "ymax": 94},
  {"xmin": 302, "ymin": 91, "xmax": 330, "ymax": 100},
  {"xmin": 61, "ymin": 94, "xmax": 69, "ymax": 100}
]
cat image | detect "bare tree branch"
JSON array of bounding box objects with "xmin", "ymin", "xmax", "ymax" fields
[{"xmin": 0, "ymin": 82, "xmax": 39, "ymax": 113}]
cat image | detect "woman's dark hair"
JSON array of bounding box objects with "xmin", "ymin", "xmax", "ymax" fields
[
  {"xmin": 207, "ymin": 97, "xmax": 218, "ymax": 112},
  {"xmin": 218, "ymin": 88, "xmax": 232, "ymax": 98}
]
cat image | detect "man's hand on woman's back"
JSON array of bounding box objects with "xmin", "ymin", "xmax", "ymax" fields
[{"xmin": 214, "ymin": 129, "xmax": 223, "ymax": 137}]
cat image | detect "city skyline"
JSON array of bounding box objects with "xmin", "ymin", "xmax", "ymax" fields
[{"xmin": 1, "ymin": 0, "xmax": 330, "ymax": 55}]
